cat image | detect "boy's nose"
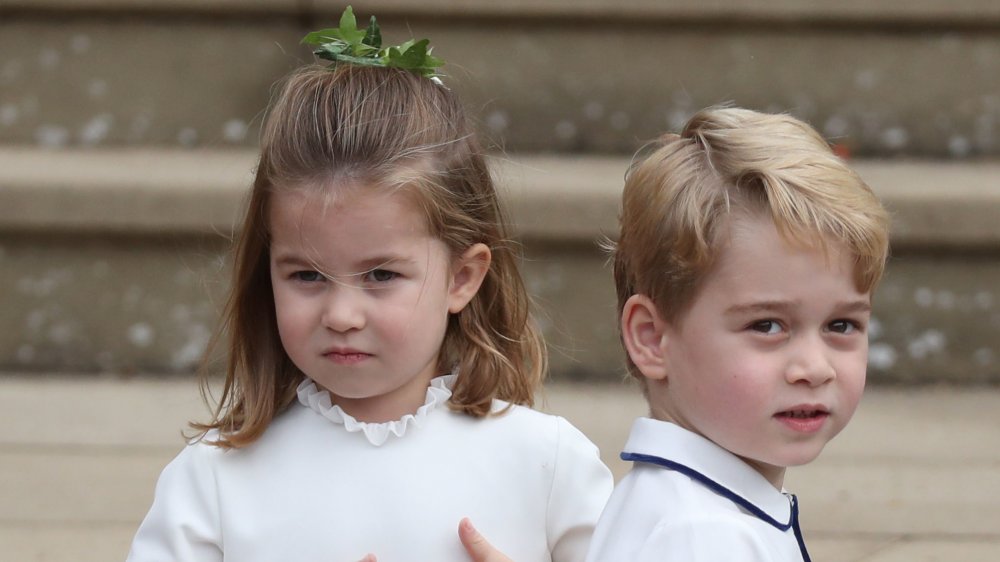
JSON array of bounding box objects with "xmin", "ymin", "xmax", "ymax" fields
[
  {"xmin": 320, "ymin": 287, "xmax": 366, "ymax": 332},
  {"xmin": 785, "ymin": 337, "xmax": 836, "ymax": 386}
]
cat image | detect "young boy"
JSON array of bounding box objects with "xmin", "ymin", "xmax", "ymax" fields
[{"xmin": 585, "ymin": 107, "xmax": 890, "ymax": 561}]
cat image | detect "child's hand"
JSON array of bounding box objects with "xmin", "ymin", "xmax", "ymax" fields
[
  {"xmin": 458, "ymin": 518, "xmax": 514, "ymax": 562},
  {"xmin": 356, "ymin": 555, "xmax": 376, "ymax": 562}
]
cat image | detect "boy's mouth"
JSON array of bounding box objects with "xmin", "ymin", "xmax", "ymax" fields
[{"xmin": 774, "ymin": 406, "xmax": 830, "ymax": 433}]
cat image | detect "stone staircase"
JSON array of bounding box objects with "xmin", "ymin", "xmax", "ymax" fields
[{"xmin": 1, "ymin": 0, "xmax": 999, "ymax": 383}]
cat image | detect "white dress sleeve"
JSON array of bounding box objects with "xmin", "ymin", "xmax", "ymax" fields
[
  {"xmin": 126, "ymin": 443, "xmax": 223, "ymax": 562},
  {"xmin": 637, "ymin": 517, "xmax": 773, "ymax": 562},
  {"xmin": 546, "ymin": 417, "xmax": 615, "ymax": 562}
]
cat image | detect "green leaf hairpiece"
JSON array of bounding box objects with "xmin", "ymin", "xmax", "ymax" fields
[{"xmin": 302, "ymin": 6, "xmax": 445, "ymax": 79}]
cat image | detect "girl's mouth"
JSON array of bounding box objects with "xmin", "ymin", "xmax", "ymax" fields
[{"xmin": 324, "ymin": 351, "xmax": 372, "ymax": 365}]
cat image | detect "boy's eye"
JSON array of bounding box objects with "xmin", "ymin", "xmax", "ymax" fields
[
  {"xmin": 293, "ymin": 271, "xmax": 324, "ymax": 283},
  {"xmin": 828, "ymin": 319, "xmax": 860, "ymax": 334},
  {"xmin": 366, "ymin": 269, "xmax": 397, "ymax": 283},
  {"xmin": 749, "ymin": 320, "xmax": 782, "ymax": 334}
]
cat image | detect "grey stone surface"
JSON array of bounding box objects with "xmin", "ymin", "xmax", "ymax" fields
[
  {"xmin": 7, "ymin": 0, "xmax": 1000, "ymax": 22},
  {"xmin": 3, "ymin": 10, "xmax": 1000, "ymax": 156},
  {"xmin": 1, "ymin": 150, "xmax": 999, "ymax": 381},
  {"xmin": 4, "ymin": 149, "xmax": 1000, "ymax": 244},
  {"xmin": 0, "ymin": 19, "xmax": 302, "ymax": 148},
  {"xmin": 0, "ymin": 376, "xmax": 998, "ymax": 560}
]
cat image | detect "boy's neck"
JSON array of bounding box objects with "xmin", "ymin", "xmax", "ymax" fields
[{"xmin": 648, "ymin": 407, "xmax": 787, "ymax": 490}]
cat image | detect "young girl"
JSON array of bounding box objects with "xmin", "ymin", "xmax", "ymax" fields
[{"xmin": 126, "ymin": 14, "xmax": 612, "ymax": 562}]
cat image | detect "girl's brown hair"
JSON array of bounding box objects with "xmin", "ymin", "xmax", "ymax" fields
[{"xmin": 192, "ymin": 65, "xmax": 545, "ymax": 448}]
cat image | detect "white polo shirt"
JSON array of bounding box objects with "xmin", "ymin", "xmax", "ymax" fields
[{"xmin": 586, "ymin": 418, "xmax": 812, "ymax": 562}]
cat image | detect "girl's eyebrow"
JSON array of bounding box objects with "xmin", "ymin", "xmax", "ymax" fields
[
  {"xmin": 271, "ymin": 252, "xmax": 416, "ymax": 271},
  {"xmin": 356, "ymin": 255, "xmax": 415, "ymax": 270},
  {"xmin": 272, "ymin": 253, "xmax": 312, "ymax": 267}
]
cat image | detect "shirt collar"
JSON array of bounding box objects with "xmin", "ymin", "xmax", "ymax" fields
[{"xmin": 621, "ymin": 417, "xmax": 793, "ymax": 528}]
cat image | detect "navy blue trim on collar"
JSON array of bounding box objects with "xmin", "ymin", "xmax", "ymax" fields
[
  {"xmin": 621, "ymin": 452, "xmax": 812, "ymax": 562},
  {"xmin": 789, "ymin": 494, "xmax": 812, "ymax": 562}
]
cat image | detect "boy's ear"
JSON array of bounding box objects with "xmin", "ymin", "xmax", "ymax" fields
[
  {"xmin": 621, "ymin": 294, "xmax": 670, "ymax": 381},
  {"xmin": 447, "ymin": 243, "xmax": 492, "ymax": 314}
]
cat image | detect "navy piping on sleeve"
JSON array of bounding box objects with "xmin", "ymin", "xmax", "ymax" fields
[{"xmin": 621, "ymin": 452, "xmax": 812, "ymax": 562}]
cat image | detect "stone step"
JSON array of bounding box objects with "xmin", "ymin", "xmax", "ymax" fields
[
  {"xmin": 1, "ymin": 147, "xmax": 998, "ymax": 383},
  {"xmin": 2, "ymin": 0, "xmax": 1000, "ymax": 156}
]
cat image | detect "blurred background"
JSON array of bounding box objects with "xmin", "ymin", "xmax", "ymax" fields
[{"xmin": 1, "ymin": 1, "xmax": 998, "ymax": 560}]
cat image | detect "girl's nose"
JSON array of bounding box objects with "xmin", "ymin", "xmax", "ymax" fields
[
  {"xmin": 320, "ymin": 286, "xmax": 366, "ymax": 332},
  {"xmin": 785, "ymin": 336, "xmax": 836, "ymax": 387}
]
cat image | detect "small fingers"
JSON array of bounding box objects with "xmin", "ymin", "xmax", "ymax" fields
[{"xmin": 458, "ymin": 518, "xmax": 513, "ymax": 562}]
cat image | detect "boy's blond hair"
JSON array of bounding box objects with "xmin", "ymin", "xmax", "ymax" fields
[{"xmin": 612, "ymin": 107, "xmax": 890, "ymax": 382}]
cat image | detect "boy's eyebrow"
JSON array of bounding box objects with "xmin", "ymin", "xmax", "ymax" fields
[
  {"xmin": 725, "ymin": 299, "xmax": 872, "ymax": 315},
  {"xmin": 833, "ymin": 300, "xmax": 873, "ymax": 314},
  {"xmin": 724, "ymin": 301, "xmax": 798, "ymax": 316}
]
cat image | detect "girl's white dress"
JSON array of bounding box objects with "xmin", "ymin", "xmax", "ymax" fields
[{"xmin": 127, "ymin": 375, "xmax": 614, "ymax": 562}]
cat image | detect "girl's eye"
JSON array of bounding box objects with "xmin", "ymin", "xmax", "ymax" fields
[
  {"xmin": 293, "ymin": 271, "xmax": 324, "ymax": 283},
  {"xmin": 829, "ymin": 319, "xmax": 860, "ymax": 334},
  {"xmin": 367, "ymin": 269, "xmax": 397, "ymax": 283},
  {"xmin": 749, "ymin": 320, "xmax": 782, "ymax": 335}
]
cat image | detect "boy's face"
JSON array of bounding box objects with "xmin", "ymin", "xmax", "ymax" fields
[{"xmin": 655, "ymin": 215, "xmax": 870, "ymax": 486}]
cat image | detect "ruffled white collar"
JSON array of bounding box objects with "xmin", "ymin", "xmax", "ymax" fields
[{"xmin": 296, "ymin": 374, "xmax": 456, "ymax": 446}]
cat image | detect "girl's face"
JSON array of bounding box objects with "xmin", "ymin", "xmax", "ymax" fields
[{"xmin": 269, "ymin": 186, "xmax": 483, "ymax": 423}]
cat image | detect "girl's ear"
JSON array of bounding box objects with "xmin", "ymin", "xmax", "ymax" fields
[
  {"xmin": 447, "ymin": 243, "xmax": 492, "ymax": 314},
  {"xmin": 621, "ymin": 294, "xmax": 670, "ymax": 381}
]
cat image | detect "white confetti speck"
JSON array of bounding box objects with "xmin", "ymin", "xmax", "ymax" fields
[
  {"xmin": 854, "ymin": 69, "xmax": 878, "ymax": 91},
  {"xmin": 973, "ymin": 347, "xmax": 994, "ymax": 366},
  {"xmin": 128, "ymin": 323, "xmax": 155, "ymax": 348},
  {"xmin": 0, "ymin": 104, "xmax": 18, "ymax": 126},
  {"xmin": 948, "ymin": 135, "xmax": 971, "ymax": 157},
  {"xmin": 974, "ymin": 291, "xmax": 993, "ymax": 309},
  {"xmin": 868, "ymin": 317, "xmax": 883, "ymax": 340},
  {"xmin": 16, "ymin": 345, "xmax": 36, "ymax": 363},
  {"xmin": 177, "ymin": 127, "xmax": 198, "ymax": 147},
  {"xmin": 935, "ymin": 290, "xmax": 955, "ymax": 310},
  {"xmin": 171, "ymin": 324, "xmax": 211, "ymax": 370},
  {"xmin": 36, "ymin": 125, "xmax": 70, "ymax": 148},
  {"xmin": 70, "ymin": 34, "xmax": 91, "ymax": 54},
  {"xmin": 610, "ymin": 111, "xmax": 630, "ymax": 131},
  {"xmin": 486, "ymin": 110, "xmax": 509, "ymax": 133},
  {"xmin": 48, "ymin": 322, "xmax": 75, "ymax": 345},
  {"xmin": 554, "ymin": 120, "xmax": 576, "ymax": 140},
  {"xmin": 881, "ymin": 127, "xmax": 909, "ymax": 150},
  {"xmin": 39, "ymin": 47, "xmax": 60, "ymax": 68},
  {"xmin": 868, "ymin": 342, "xmax": 897, "ymax": 370},
  {"xmin": 87, "ymin": 79, "xmax": 108, "ymax": 99},
  {"xmin": 222, "ymin": 119, "xmax": 248, "ymax": 143},
  {"xmin": 79, "ymin": 114, "xmax": 113, "ymax": 145},
  {"xmin": 584, "ymin": 102, "xmax": 604, "ymax": 120},
  {"xmin": 914, "ymin": 287, "xmax": 934, "ymax": 308},
  {"xmin": 1, "ymin": 59, "xmax": 23, "ymax": 81},
  {"xmin": 824, "ymin": 115, "xmax": 849, "ymax": 138}
]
